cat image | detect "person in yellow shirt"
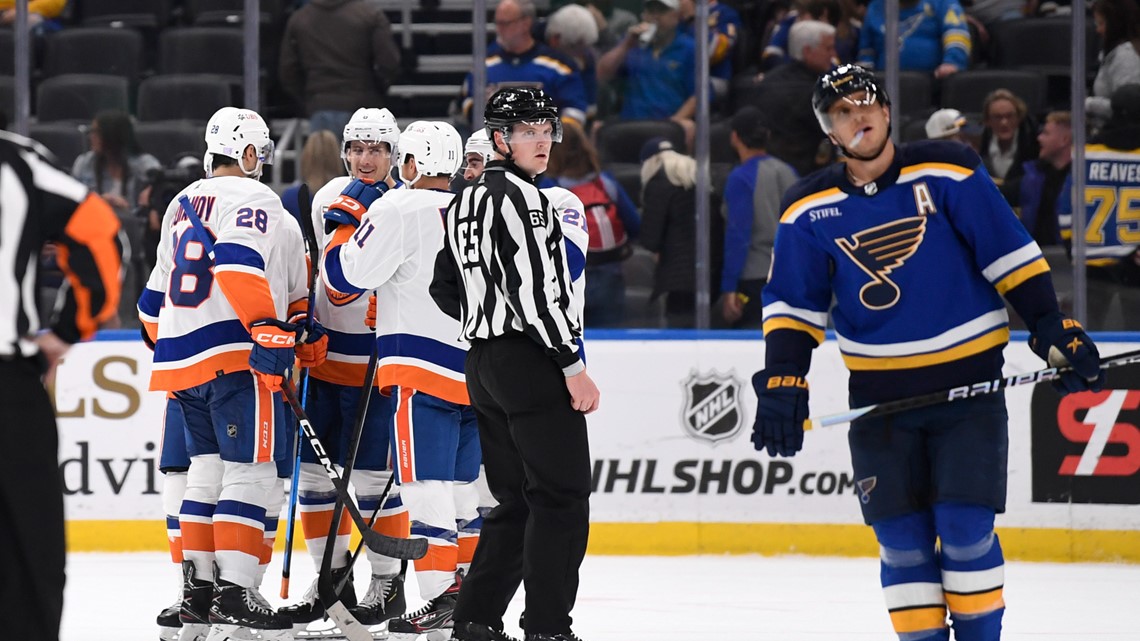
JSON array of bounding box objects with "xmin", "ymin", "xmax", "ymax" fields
[{"xmin": 0, "ymin": 0, "xmax": 67, "ymax": 26}]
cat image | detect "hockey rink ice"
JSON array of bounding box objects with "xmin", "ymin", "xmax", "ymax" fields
[{"xmin": 63, "ymin": 552, "xmax": 1139, "ymax": 640}]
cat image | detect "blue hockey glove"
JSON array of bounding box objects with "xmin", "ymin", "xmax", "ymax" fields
[
  {"xmin": 249, "ymin": 318, "xmax": 299, "ymax": 391},
  {"xmin": 751, "ymin": 366, "xmax": 809, "ymax": 457},
  {"xmin": 1029, "ymin": 311, "xmax": 1105, "ymax": 395},
  {"xmin": 324, "ymin": 178, "xmax": 388, "ymax": 229}
]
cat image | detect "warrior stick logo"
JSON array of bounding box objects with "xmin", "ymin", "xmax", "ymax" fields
[
  {"xmin": 836, "ymin": 216, "xmax": 926, "ymax": 310},
  {"xmin": 681, "ymin": 371, "xmax": 743, "ymax": 445}
]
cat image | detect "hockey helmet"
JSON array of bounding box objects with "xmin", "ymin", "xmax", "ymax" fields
[
  {"xmin": 811, "ymin": 64, "xmax": 891, "ymax": 134},
  {"xmin": 484, "ymin": 87, "xmax": 563, "ymax": 146},
  {"xmin": 203, "ymin": 106, "xmax": 274, "ymax": 177},
  {"xmin": 342, "ymin": 107, "xmax": 401, "ymax": 171},
  {"xmin": 465, "ymin": 129, "xmax": 494, "ymax": 163},
  {"xmin": 397, "ymin": 121, "xmax": 464, "ymax": 185}
]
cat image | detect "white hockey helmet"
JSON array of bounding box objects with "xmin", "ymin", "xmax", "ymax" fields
[
  {"xmin": 464, "ymin": 129, "xmax": 494, "ymax": 163},
  {"xmin": 396, "ymin": 120, "xmax": 463, "ymax": 186},
  {"xmin": 342, "ymin": 107, "xmax": 400, "ymax": 171},
  {"xmin": 203, "ymin": 106, "xmax": 274, "ymax": 178}
]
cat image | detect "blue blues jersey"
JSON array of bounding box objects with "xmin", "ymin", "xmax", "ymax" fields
[
  {"xmin": 762, "ymin": 141, "xmax": 1056, "ymax": 405},
  {"xmin": 463, "ymin": 42, "xmax": 589, "ymax": 124},
  {"xmin": 1058, "ymin": 144, "xmax": 1140, "ymax": 265},
  {"xmin": 858, "ymin": 0, "xmax": 971, "ymax": 72},
  {"xmin": 679, "ymin": 0, "xmax": 743, "ymax": 81}
]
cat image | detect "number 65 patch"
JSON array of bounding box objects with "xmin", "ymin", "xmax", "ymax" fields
[{"xmin": 528, "ymin": 209, "xmax": 546, "ymax": 228}]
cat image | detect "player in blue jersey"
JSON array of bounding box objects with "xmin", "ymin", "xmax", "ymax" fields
[{"xmin": 753, "ymin": 64, "xmax": 1104, "ymax": 641}]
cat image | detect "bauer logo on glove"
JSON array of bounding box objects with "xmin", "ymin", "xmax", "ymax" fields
[{"xmin": 767, "ymin": 375, "xmax": 808, "ymax": 390}]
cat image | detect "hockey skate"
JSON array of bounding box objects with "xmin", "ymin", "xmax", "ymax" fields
[
  {"xmin": 158, "ymin": 600, "xmax": 182, "ymax": 641},
  {"xmin": 452, "ymin": 621, "xmax": 520, "ymax": 641},
  {"xmin": 205, "ymin": 579, "xmax": 293, "ymax": 641},
  {"xmin": 387, "ymin": 582, "xmax": 460, "ymax": 641},
  {"xmin": 280, "ymin": 564, "xmax": 356, "ymax": 637},
  {"xmin": 524, "ymin": 633, "xmax": 584, "ymax": 641},
  {"xmin": 348, "ymin": 572, "xmax": 406, "ymax": 625},
  {"xmin": 180, "ymin": 561, "xmax": 214, "ymax": 641}
]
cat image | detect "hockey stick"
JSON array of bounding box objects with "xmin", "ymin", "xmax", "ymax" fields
[
  {"xmin": 174, "ymin": 197, "xmax": 425, "ymax": 561},
  {"xmin": 809, "ymin": 348, "xmax": 1140, "ymax": 429},
  {"xmin": 282, "ymin": 182, "xmax": 315, "ymax": 599},
  {"xmin": 315, "ymin": 338, "xmax": 379, "ymax": 621},
  {"xmin": 281, "ymin": 378, "xmax": 428, "ymax": 561},
  {"xmin": 333, "ymin": 473, "xmax": 396, "ymax": 597}
]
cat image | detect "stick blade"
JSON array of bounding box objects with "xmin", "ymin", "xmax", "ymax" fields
[{"xmin": 359, "ymin": 527, "xmax": 429, "ymax": 560}]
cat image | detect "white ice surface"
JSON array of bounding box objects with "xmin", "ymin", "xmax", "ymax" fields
[{"xmin": 62, "ymin": 552, "xmax": 1140, "ymax": 640}]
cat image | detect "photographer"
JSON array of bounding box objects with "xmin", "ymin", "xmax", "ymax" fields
[{"xmin": 135, "ymin": 155, "xmax": 205, "ymax": 278}]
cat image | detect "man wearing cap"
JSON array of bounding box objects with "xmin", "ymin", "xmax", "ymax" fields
[
  {"xmin": 924, "ymin": 108, "xmax": 968, "ymax": 142},
  {"xmin": 999, "ymin": 111, "xmax": 1071, "ymax": 247},
  {"xmin": 1058, "ymin": 85, "xmax": 1140, "ymax": 330},
  {"xmin": 720, "ymin": 106, "xmax": 798, "ymax": 328},
  {"xmin": 597, "ymin": 0, "xmax": 700, "ymax": 136}
]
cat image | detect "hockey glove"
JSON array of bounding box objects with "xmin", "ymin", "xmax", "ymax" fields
[
  {"xmin": 365, "ymin": 293, "xmax": 377, "ymax": 329},
  {"xmin": 324, "ymin": 178, "xmax": 388, "ymax": 229},
  {"xmin": 1029, "ymin": 311, "xmax": 1105, "ymax": 395},
  {"xmin": 751, "ymin": 366, "xmax": 809, "ymax": 458},
  {"xmin": 294, "ymin": 318, "xmax": 328, "ymax": 369},
  {"xmin": 249, "ymin": 318, "xmax": 299, "ymax": 391}
]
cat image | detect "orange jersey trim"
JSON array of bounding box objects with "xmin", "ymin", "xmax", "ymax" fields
[
  {"xmin": 215, "ymin": 270, "xmax": 277, "ymax": 331},
  {"xmin": 149, "ymin": 349, "xmax": 252, "ymax": 391},
  {"xmin": 312, "ymin": 359, "xmax": 371, "ymax": 387},
  {"xmin": 376, "ymin": 364, "xmax": 470, "ymax": 406}
]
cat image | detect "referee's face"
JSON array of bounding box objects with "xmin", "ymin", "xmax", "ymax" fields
[{"xmin": 508, "ymin": 122, "xmax": 555, "ymax": 177}]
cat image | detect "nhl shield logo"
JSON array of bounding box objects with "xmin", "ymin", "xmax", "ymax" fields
[{"xmin": 681, "ymin": 371, "xmax": 743, "ymax": 444}]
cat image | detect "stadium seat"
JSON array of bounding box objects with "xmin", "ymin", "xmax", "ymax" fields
[
  {"xmin": 902, "ymin": 116, "xmax": 930, "ymax": 142},
  {"xmin": 0, "ymin": 30, "xmax": 13, "ymax": 76},
  {"xmin": 135, "ymin": 120, "xmax": 208, "ymax": 166},
  {"xmin": 158, "ymin": 27, "xmax": 244, "ymax": 78},
  {"xmin": 183, "ymin": 0, "xmax": 283, "ymax": 27},
  {"xmin": 0, "ymin": 75, "xmax": 13, "ymax": 122},
  {"xmin": 941, "ymin": 70, "xmax": 1047, "ymax": 116},
  {"xmin": 595, "ymin": 120, "xmax": 686, "ymax": 165},
  {"xmin": 990, "ymin": 18, "xmax": 1098, "ymax": 76},
  {"xmin": 873, "ymin": 71, "xmax": 933, "ymax": 118},
  {"xmin": 606, "ymin": 162, "xmax": 643, "ymax": 208},
  {"xmin": 42, "ymin": 28, "xmax": 143, "ymax": 87},
  {"xmin": 137, "ymin": 75, "xmax": 232, "ymax": 122},
  {"xmin": 709, "ymin": 120, "xmax": 736, "ymax": 164},
  {"xmin": 80, "ymin": 0, "xmax": 171, "ymax": 29},
  {"xmin": 36, "ymin": 74, "xmax": 130, "ymax": 123},
  {"xmin": 28, "ymin": 122, "xmax": 87, "ymax": 169}
]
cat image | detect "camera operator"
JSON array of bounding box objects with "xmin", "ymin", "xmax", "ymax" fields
[{"xmin": 135, "ymin": 155, "xmax": 205, "ymax": 277}]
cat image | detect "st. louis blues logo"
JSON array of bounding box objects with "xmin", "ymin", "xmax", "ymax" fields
[
  {"xmin": 835, "ymin": 216, "xmax": 926, "ymax": 310},
  {"xmin": 681, "ymin": 371, "xmax": 743, "ymax": 444}
]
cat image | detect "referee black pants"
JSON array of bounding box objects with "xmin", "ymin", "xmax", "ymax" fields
[
  {"xmin": 455, "ymin": 335, "xmax": 591, "ymax": 635},
  {"xmin": 0, "ymin": 357, "xmax": 65, "ymax": 639}
]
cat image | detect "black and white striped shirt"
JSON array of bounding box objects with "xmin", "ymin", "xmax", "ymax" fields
[
  {"xmin": 433, "ymin": 161, "xmax": 583, "ymax": 375},
  {"xmin": 0, "ymin": 132, "xmax": 122, "ymax": 358}
]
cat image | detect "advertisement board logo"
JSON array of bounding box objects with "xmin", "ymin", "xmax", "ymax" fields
[
  {"xmin": 681, "ymin": 370, "xmax": 743, "ymax": 444},
  {"xmin": 1031, "ymin": 368, "xmax": 1140, "ymax": 505}
]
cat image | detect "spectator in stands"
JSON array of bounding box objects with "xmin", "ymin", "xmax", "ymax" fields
[
  {"xmin": 762, "ymin": 0, "xmax": 858, "ymax": 68},
  {"xmin": 753, "ymin": 20, "xmax": 836, "ymax": 176},
  {"xmin": 925, "ymin": 108, "xmax": 971, "ymax": 144},
  {"xmin": 462, "ymin": 0, "xmax": 590, "ymax": 125},
  {"xmin": 0, "ymin": 0, "xmax": 65, "ymax": 29},
  {"xmin": 638, "ymin": 137, "xmax": 722, "ymax": 327},
  {"xmin": 542, "ymin": 121, "xmax": 641, "ymax": 327},
  {"xmin": 598, "ymin": 0, "xmax": 701, "ymax": 145},
  {"xmin": 282, "ymin": 130, "xmax": 343, "ymax": 223},
  {"xmin": 857, "ymin": 0, "xmax": 971, "ymax": 78},
  {"xmin": 678, "ymin": 0, "xmax": 744, "ymax": 98},
  {"xmin": 1086, "ymin": 0, "xmax": 1140, "ymax": 120},
  {"xmin": 979, "ymin": 88, "xmax": 1038, "ymax": 184},
  {"xmin": 720, "ymin": 107, "xmax": 797, "ymax": 329},
  {"xmin": 279, "ymin": 0, "xmax": 401, "ymax": 135},
  {"xmin": 71, "ymin": 110, "xmax": 159, "ymax": 327},
  {"xmin": 586, "ymin": 0, "xmax": 640, "ymax": 51},
  {"xmin": 1059, "ymin": 85, "xmax": 1140, "ymax": 330},
  {"xmin": 999, "ymin": 111, "xmax": 1071, "ymax": 247},
  {"xmin": 545, "ymin": 3, "xmax": 601, "ymax": 121}
]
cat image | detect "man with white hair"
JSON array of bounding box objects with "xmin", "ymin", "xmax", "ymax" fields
[
  {"xmin": 544, "ymin": 3, "xmax": 600, "ymax": 120},
  {"xmin": 461, "ymin": 0, "xmax": 589, "ymax": 125},
  {"xmin": 752, "ymin": 19, "xmax": 837, "ymax": 175}
]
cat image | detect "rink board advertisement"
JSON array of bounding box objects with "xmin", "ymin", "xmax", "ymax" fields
[{"xmin": 55, "ymin": 333, "xmax": 1140, "ymax": 561}]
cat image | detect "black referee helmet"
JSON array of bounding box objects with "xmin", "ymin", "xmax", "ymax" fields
[{"xmin": 484, "ymin": 87, "xmax": 563, "ymax": 159}]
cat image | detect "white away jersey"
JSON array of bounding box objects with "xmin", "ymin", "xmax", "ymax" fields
[
  {"xmin": 323, "ymin": 187, "xmax": 468, "ymax": 404},
  {"xmin": 139, "ymin": 176, "xmax": 307, "ymax": 391},
  {"xmin": 544, "ymin": 186, "xmax": 589, "ymax": 328}
]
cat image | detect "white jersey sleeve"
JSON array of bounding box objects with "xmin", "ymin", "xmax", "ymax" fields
[{"xmin": 543, "ymin": 186, "xmax": 589, "ymax": 326}]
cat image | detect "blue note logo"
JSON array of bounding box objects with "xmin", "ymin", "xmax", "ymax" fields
[{"xmin": 835, "ymin": 216, "xmax": 927, "ymax": 310}]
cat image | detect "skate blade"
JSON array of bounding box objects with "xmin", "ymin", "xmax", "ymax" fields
[
  {"xmin": 160, "ymin": 624, "xmax": 182, "ymax": 641},
  {"xmin": 205, "ymin": 625, "xmax": 294, "ymax": 641},
  {"xmin": 389, "ymin": 630, "xmax": 450, "ymax": 641},
  {"xmin": 180, "ymin": 623, "xmax": 211, "ymax": 641}
]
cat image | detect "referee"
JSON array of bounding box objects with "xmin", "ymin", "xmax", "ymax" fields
[
  {"xmin": 432, "ymin": 87, "xmax": 598, "ymax": 641},
  {"xmin": 0, "ymin": 131, "xmax": 122, "ymax": 640}
]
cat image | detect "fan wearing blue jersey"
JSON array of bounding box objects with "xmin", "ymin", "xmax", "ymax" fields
[{"xmin": 753, "ymin": 65, "xmax": 1104, "ymax": 641}]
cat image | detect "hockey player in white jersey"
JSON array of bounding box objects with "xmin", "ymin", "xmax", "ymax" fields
[
  {"xmin": 279, "ymin": 106, "xmax": 413, "ymax": 630},
  {"xmin": 323, "ymin": 121, "xmax": 480, "ymax": 640},
  {"xmin": 138, "ymin": 106, "xmax": 325, "ymax": 639}
]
